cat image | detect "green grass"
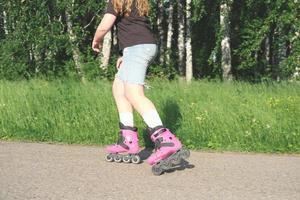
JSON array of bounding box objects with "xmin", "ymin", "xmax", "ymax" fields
[{"xmin": 0, "ymin": 79, "xmax": 299, "ymax": 153}]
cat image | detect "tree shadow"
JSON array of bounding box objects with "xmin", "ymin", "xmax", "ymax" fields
[
  {"xmin": 140, "ymin": 99, "xmax": 183, "ymax": 160},
  {"xmin": 161, "ymin": 99, "xmax": 182, "ymax": 132}
]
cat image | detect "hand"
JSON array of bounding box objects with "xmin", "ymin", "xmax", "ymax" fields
[
  {"xmin": 92, "ymin": 40, "xmax": 102, "ymax": 53},
  {"xmin": 116, "ymin": 57, "xmax": 123, "ymax": 69}
]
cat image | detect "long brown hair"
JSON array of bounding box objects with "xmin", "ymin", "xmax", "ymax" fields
[{"xmin": 112, "ymin": 0, "xmax": 150, "ymax": 16}]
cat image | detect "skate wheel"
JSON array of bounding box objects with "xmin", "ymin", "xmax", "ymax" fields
[
  {"xmin": 170, "ymin": 156, "xmax": 181, "ymax": 166},
  {"xmin": 152, "ymin": 165, "xmax": 163, "ymax": 176},
  {"xmin": 105, "ymin": 154, "xmax": 114, "ymax": 162},
  {"xmin": 131, "ymin": 155, "xmax": 141, "ymax": 164},
  {"xmin": 180, "ymin": 149, "xmax": 190, "ymax": 159},
  {"xmin": 114, "ymin": 154, "xmax": 122, "ymax": 163},
  {"xmin": 122, "ymin": 155, "xmax": 131, "ymax": 163}
]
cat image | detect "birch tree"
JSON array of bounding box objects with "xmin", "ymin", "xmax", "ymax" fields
[
  {"xmin": 113, "ymin": 26, "xmax": 118, "ymax": 47},
  {"xmin": 100, "ymin": 30, "xmax": 112, "ymax": 69},
  {"xmin": 157, "ymin": 0, "xmax": 165, "ymax": 64},
  {"xmin": 65, "ymin": 0, "xmax": 85, "ymax": 82},
  {"xmin": 166, "ymin": 1, "xmax": 174, "ymax": 65},
  {"xmin": 220, "ymin": 0, "xmax": 233, "ymax": 81},
  {"xmin": 177, "ymin": 0, "xmax": 185, "ymax": 76},
  {"xmin": 185, "ymin": 0, "xmax": 193, "ymax": 83},
  {"xmin": 2, "ymin": 10, "xmax": 8, "ymax": 36}
]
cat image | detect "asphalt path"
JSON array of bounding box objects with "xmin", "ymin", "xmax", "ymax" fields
[{"xmin": 0, "ymin": 141, "xmax": 299, "ymax": 200}]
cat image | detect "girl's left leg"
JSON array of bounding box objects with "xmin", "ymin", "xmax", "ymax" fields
[
  {"xmin": 124, "ymin": 82, "xmax": 189, "ymax": 174},
  {"xmin": 124, "ymin": 83, "xmax": 163, "ymax": 128}
]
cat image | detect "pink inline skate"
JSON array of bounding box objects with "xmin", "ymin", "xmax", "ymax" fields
[
  {"xmin": 105, "ymin": 123, "xmax": 141, "ymax": 164},
  {"xmin": 147, "ymin": 126, "xmax": 190, "ymax": 175}
]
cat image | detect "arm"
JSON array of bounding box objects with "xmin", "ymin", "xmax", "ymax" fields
[{"xmin": 92, "ymin": 13, "xmax": 117, "ymax": 53}]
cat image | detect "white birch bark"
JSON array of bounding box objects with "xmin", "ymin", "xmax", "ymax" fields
[
  {"xmin": 157, "ymin": 0, "xmax": 165, "ymax": 64},
  {"xmin": 220, "ymin": 1, "xmax": 233, "ymax": 81},
  {"xmin": 177, "ymin": 0, "xmax": 185, "ymax": 76},
  {"xmin": 166, "ymin": 2, "xmax": 174, "ymax": 64},
  {"xmin": 65, "ymin": 1, "xmax": 85, "ymax": 82},
  {"xmin": 265, "ymin": 36, "xmax": 270, "ymax": 63},
  {"xmin": 264, "ymin": 36, "xmax": 272, "ymax": 73},
  {"xmin": 32, "ymin": 44, "xmax": 42, "ymax": 74},
  {"xmin": 100, "ymin": 30, "xmax": 112, "ymax": 69},
  {"xmin": 3, "ymin": 10, "xmax": 8, "ymax": 35},
  {"xmin": 185, "ymin": 0, "xmax": 193, "ymax": 83},
  {"xmin": 113, "ymin": 26, "xmax": 118, "ymax": 47}
]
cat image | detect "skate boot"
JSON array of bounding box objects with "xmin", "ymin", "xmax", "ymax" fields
[
  {"xmin": 147, "ymin": 126, "xmax": 190, "ymax": 175},
  {"xmin": 105, "ymin": 123, "xmax": 141, "ymax": 164}
]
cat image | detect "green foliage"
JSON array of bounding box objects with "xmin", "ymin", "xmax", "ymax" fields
[
  {"xmin": 0, "ymin": 0, "xmax": 106, "ymax": 80},
  {"xmin": 232, "ymin": 0, "xmax": 300, "ymax": 81},
  {"xmin": 0, "ymin": 0, "xmax": 299, "ymax": 81},
  {"xmin": 0, "ymin": 80, "xmax": 299, "ymax": 153},
  {"xmin": 0, "ymin": 40, "xmax": 28, "ymax": 80}
]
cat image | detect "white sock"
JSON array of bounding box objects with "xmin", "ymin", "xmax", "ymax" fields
[
  {"xmin": 119, "ymin": 112, "xmax": 134, "ymax": 127},
  {"xmin": 142, "ymin": 110, "xmax": 163, "ymax": 128}
]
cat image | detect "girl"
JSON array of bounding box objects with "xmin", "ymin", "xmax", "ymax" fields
[{"xmin": 92, "ymin": 0, "xmax": 189, "ymax": 175}]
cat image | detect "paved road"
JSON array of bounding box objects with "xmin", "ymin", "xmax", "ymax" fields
[{"xmin": 0, "ymin": 141, "xmax": 299, "ymax": 200}]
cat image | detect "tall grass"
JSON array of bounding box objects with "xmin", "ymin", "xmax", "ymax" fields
[{"xmin": 0, "ymin": 79, "xmax": 299, "ymax": 153}]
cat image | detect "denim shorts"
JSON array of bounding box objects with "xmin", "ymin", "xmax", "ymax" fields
[{"xmin": 115, "ymin": 44, "xmax": 157, "ymax": 85}]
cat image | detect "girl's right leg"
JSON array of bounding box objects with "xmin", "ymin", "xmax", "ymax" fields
[
  {"xmin": 112, "ymin": 77, "xmax": 134, "ymax": 127},
  {"xmin": 105, "ymin": 77, "xmax": 141, "ymax": 164}
]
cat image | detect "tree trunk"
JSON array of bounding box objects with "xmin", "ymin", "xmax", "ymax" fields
[
  {"xmin": 65, "ymin": 1, "xmax": 85, "ymax": 82},
  {"xmin": 2, "ymin": 10, "xmax": 8, "ymax": 35},
  {"xmin": 185, "ymin": 0, "xmax": 193, "ymax": 83},
  {"xmin": 166, "ymin": 2, "xmax": 174, "ymax": 65},
  {"xmin": 113, "ymin": 26, "xmax": 118, "ymax": 47},
  {"xmin": 264, "ymin": 35, "xmax": 271, "ymax": 73},
  {"xmin": 220, "ymin": 1, "xmax": 233, "ymax": 81},
  {"xmin": 177, "ymin": 0, "xmax": 185, "ymax": 77},
  {"xmin": 157, "ymin": 0, "xmax": 165, "ymax": 64},
  {"xmin": 265, "ymin": 36, "xmax": 270, "ymax": 62},
  {"xmin": 100, "ymin": 30, "xmax": 112, "ymax": 69},
  {"xmin": 291, "ymin": 31, "xmax": 299, "ymax": 79}
]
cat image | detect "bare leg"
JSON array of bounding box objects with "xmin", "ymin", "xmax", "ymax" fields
[
  {"xmin": 124, "ymin": 83, "xmax": 157, "ymax": 116},
  {"xmin": 112, "ymin": 77, "xmax": 135, "ymax": 127}
]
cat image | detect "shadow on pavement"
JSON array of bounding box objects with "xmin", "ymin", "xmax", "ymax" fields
[{"xmin": 164, "ymin": 160, "xmax": 195, "ymax": 174}]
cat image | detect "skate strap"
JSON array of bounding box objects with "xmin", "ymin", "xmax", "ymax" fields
[
  {"xmin": 153, "ymin": 128, "xmax": 167, "ymax": 138},
  {"xmin": 117, "ymin": 135, "xmax": 130, "ymax": 150},
  {"xmin": 119, "ymin": 122, "xmax": 138, "ymax": 132},
  {"xmin": 154, "ymin": 137, "xmax": 174, "ymax": 150}
]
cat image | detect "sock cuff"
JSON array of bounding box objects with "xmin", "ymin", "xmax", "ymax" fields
[
  {"xmin": 119, "ymin": 112, "xmax": 133, "ymax": 117},
  {"xmin": 119, "ymin": 112, "xmax": 134, "ymax": 127},
  {"xmin": 142, "ymin": 109, "xmax": 163, "ymax": 128}
]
